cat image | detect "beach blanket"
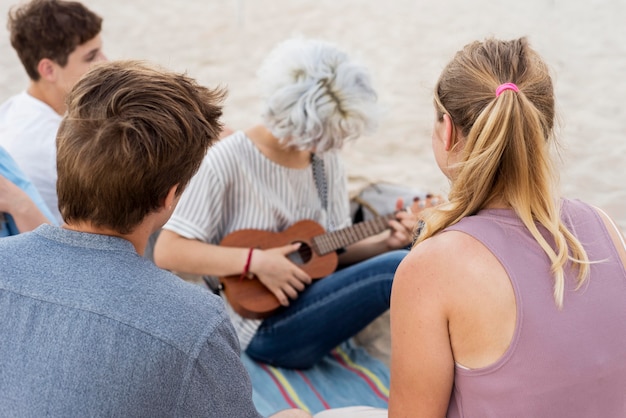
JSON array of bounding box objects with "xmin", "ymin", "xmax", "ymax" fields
[{"xmin": 242, "ymin": 340, "xmax": 390, "ymax": 416}]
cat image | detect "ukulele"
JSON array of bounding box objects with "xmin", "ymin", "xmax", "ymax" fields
[{"xmin": 219, "ymin": 213, "xmax": 400, "ymax": 319}]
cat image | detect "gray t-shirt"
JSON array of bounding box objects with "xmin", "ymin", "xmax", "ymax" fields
[{"xmin": 0, "ymin": 225, "xmax": 262, "ymax": 417}]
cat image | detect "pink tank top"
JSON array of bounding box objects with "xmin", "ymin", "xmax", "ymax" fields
[{"xmin": 444, "ymin": 199, "xmax": 626, "ymax": 417}]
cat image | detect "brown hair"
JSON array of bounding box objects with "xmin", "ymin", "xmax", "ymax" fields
[
  {"xmin": 8, "ymin": 0, "xmax": 102, "ymax": 80},
  {"xmin": 420, "ymin": 37, "xmax": 589, "ymax": 308},
  {"xmin": 56, "ymin": 60, "xmax": 225, "ymax": 234}
]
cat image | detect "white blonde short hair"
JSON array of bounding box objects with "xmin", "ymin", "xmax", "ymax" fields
[{"xmin": 258, "ymin": 38, "xmax": 378, "ymax": 152}]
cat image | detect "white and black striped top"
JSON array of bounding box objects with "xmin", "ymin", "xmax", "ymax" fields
[{"xmin": 164, "ymin": 131, "xmax": 351, "ymax": 348}]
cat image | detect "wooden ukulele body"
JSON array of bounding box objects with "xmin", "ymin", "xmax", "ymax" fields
[{"xmin": 219, "ymin": 220, "xmax": 339, "ymax": 319}]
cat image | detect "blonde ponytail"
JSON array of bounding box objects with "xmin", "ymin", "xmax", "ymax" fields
[{"xmin": 419, "ymin": 38, "xmax": 589, "ymax": 308}]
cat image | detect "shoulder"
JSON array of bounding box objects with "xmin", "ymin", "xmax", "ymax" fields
[
  {"xmin": 320, "ymin": 149, "xmax": 343, "ymax": 170},
  {"xmin": 0, "ymin": 93, "xmax": 22, "ymax": 118},
  {"xmin": 400, "ymin": 231, "xmax": 478, "ymax": 275},
  {"xmin": 0, "ymin": 92, "xmax": 60, "ymax": 127},
  {"xmin": 394, "ymin": 231, "xmax": 491, "ymax": 308},
  {"xmin": 0, "ymin": 97, "xmax": 60, "ymax": 155},
  {"xmin": 197, "ymin": 131, "xmax": 252, "ymax": 177},
  {"xmin": 559, "ymin": 198, "xmax": 618, "ymax": 243},
  {"xmin": 0, "ymin": 228, "xmax": 39, "ymax": 252},
  {"xmin": 208, "ymin": 131, "xmax": 250, "ymax": 160},
  {"xmin": 137, "ymin": 265, "xmax": 234, "ymax": 340}
]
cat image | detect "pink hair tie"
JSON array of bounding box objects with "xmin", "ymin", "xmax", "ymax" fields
[{"xmin": 495, "ymin": 82, "xmax": 519, "ymax": 97}]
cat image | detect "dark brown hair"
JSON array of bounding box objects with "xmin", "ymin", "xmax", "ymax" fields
[
  {"xmin": 56, "ymin": 60, "xmax": 225, "ymax": 234},
  {"xmin": 8, "ymin": 0, "xmax": 102, "ymax": 80}
]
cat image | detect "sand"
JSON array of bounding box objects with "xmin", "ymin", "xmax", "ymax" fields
[
  {"xmin": 1, "ymin": 0, "xmax": 625, "ymax": 362},
  {"xmin": 2, "ymin": 0, "xmax": 624, "ymax": 232}
]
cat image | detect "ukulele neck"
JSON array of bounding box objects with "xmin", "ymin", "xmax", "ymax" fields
[{"xmin": 312, "ymin": 213, "xmax": 395, "ymax": 255}]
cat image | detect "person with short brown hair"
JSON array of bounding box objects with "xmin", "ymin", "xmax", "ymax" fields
[
  {"xmin": 56, "ymin": 61, "xmax": 222, "ymax": 235},
  {"xmin": 0, "ymin": 0, "xmax": 107, "ymax": 222},
  {"xmin": 0, "ymin": 59, "xmax": 311, "ymax": 418},
  {"xmin": 8, "ymin": 0, "xmax": 103, "ymax": 85}
]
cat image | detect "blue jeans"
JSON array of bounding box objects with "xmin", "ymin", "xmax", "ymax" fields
[{"xmin": 245, "ymin": 249, "xmax": 408, "ymax": 369}]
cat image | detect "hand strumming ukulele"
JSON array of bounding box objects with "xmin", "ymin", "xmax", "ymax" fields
[{"xmin": 219, "ymin": 213, "xmax": 399, "ymax": 319}]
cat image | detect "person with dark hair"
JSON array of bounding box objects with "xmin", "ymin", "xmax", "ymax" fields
[
  {"xmin": 389, "ymin": 37, "xmax": 626, "ymax": 417},
  {"xmin": 0, "ymin": 0, "xmax": 106, "ymax": 222},
  {"xmin": 0, "ymin": 60, "xmax": 310, "ymax": 418}
]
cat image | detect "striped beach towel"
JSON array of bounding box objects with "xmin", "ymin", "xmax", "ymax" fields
[{"xmin": 242, "ymin": 340, "xmax": 389, "ymax": 416}]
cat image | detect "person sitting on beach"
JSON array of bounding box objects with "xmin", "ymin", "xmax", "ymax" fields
[
  {"xmin": 0, "ymin": 146, "xmax": 55, "ymax": 237},
  {"xmin": 0, "ymin": 0, "xmax": 107, "ymax": 223},
  {"xmin": 0, "ymin": 59, "xmax": 312, "ymax": 418},
  {"xmin": 153, "ymin": 37, "xmax": 431, "ymax": 370},
  {"xmin": 389, "ymin": 37, "xmax": 626, "ymax": 417}
]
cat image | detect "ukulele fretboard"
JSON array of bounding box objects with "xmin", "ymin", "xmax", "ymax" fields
[{"xmin": 312, "ymin": 213, "xmax": 395, "ymax": 255}]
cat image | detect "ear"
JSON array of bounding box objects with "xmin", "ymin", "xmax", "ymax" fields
[
  {"xmin": 442, "ymin": 114, "xmax": 455, "ymax": 152},
  {"xmin": 163, "ymin": 184, "xmax": 180, "ymax": 211},
  {"xmin": 37, "ymin": 58, "xmax": 57, "ymax": 82}
]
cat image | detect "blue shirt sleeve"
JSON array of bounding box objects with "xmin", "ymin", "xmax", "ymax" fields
[{"xmin": 0, "ymin": 146, "xmax": 57, "ymax": 236}]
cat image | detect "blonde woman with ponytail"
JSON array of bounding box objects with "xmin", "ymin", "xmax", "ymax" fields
[{"xmin": 389, "ymin": 37, "xmax": 626, "ymax": 418}]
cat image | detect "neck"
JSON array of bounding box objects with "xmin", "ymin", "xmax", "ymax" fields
[
  {"xmin": 483, "ymin": 196, "xmax": 511, "ymax": 210},
  {"xmin": 27, "ymin": 81, "xmax": 66, "ymax": 115},
  {"xmin": 62, "ymin": 220, "xmax": 157, "ymax": 256},
  {"xmin": 245, "ymin": 125, "xmax": 312, "ymax": 169}
]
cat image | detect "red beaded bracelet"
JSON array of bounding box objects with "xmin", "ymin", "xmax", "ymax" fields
[{"xmin": 239, "ymin": 248, "xmax": 254, "ymax": 281}]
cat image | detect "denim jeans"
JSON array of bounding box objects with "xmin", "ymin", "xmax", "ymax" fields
[{"xmin": 245, "ymin": 249, "xmax": 408, "ymax": 368}]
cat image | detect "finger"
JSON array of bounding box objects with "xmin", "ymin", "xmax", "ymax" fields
[
  {"xmin": 289, "ymin": 276, "xmax": 306, "ymax": 292},
  {"xmin": 400, "ymin": 217, "xmax": 418, "ymax": 230},
  {"xmin": 282, "ymin": 284, "xmax": 299, "ymax": 300},
  {"xmin": 388, "ymin": 219, "xmax": 410, "ymax": 234},
  {"xmin": 395, "ymin": 197, "xmax": 404, "ymax": 212},
  {"xmin": 394, "ymin": 210, "xmax": 410, "ymax": 221},
  {"xmin": 278, "ymin": 242, "xmax": 302, "ymax": 256},
  {"xmin": 389, "ymin": 216, "xmax": 417, "ymax": 232},
  {"xmin": 272, "ymin": 288, "xmax": 290, "ymax": 307},
  {"xmin": 389, "ymin": 229, "xmax": 411, "ymax": 248},
  {"xmin": 293, "ymin": 268, "xmax": 312, "ymax": 285}
]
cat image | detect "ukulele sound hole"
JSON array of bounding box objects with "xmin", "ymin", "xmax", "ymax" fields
[{"xmin": 287, "ymin": 241, "xmax": 313, "ymax": 265}]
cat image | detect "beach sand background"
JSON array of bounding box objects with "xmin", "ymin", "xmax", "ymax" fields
[{"xmin": 1, "ymin": 0, "xmax": 625, "ymax": 361}]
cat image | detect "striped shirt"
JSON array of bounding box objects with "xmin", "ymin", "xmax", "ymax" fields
[{"xmin": 164, "ymin": 131, "xmax": 351, "ymax": 348}]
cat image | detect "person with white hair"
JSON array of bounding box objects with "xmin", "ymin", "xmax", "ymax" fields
[{"xmin": 154, "ymin": 38, "xmax": 424, "ymax": 369}]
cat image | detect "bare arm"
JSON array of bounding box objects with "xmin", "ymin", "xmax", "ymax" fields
[
  {"xmin": 388, "ymin": 239, "xmax": 455, "ymax": 418},
  {"xmin": 0, "ymin": 174, "xmax": 50, "ymax": 233},
  {"xmin": 154, "ymin": 229, "xmax": 311, "ymax": 306}
]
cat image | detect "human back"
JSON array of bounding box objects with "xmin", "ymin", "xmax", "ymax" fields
[
  {"xmin": 389, "ymin": 37, "xmax": 626, "ymax": 417},
  {"xmin": 0, "ymin": 59, "xmax": 274, "ymax": 417},
  {"xmin": 0, "ymin": 228, "xmax": 252, "ymax": 415},
  {"xmin": 444, "ymin": 199, "xmax": 626, "ymax": 417}
]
